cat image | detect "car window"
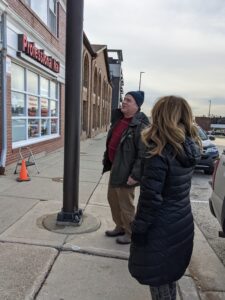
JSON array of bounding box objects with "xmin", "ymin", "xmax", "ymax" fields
[{"xmin": 198, "ymin": 127, "xmax": 208, "ymax": 141}]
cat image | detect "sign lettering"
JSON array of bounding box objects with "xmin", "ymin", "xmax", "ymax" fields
[{"xmin": 18, "ymin": 34, "xmax": 60, "ymax": 73}]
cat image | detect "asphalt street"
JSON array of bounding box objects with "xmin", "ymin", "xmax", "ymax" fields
[{"xmin": 191, "ymin": 137, "xmax": 225, "ymax": 267}]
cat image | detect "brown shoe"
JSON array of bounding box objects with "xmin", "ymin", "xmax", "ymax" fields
[
  {"xmin": 105, "ymin": 227, "xmax": 125, "ymax": 237},
  {"xmin": 116, "ymin": 234, "xmax": 131, "ymax": 244}
]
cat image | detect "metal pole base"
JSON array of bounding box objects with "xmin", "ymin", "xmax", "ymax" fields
[
  {"xmin": 0, "ymin": 167, "xmax": 5, "ymax": 175},
  {"xmin": 56, "ymin": 209, "xmax": 83, "ymax": 226},
  {"xmin": 219, "ymin": 231, "xmax": 225, "ymax": 238}
]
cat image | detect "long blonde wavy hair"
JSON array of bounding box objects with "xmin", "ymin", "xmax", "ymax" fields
[{"xmin": 142, "ymin": 96, "xmax": 202, "ymax": 156}]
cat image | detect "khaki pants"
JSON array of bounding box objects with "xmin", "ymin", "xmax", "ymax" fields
[{"xmin": 107, "ymin": 183, "xmax": 135, "ymax": 235}]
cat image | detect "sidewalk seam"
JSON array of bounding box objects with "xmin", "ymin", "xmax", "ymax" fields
[
  {"xmin": 177, "ymin": 275, "xmax": 201, "ymax": 300},
  {"xmin": 33, "ymin": 250, "xmax": 60, "ymax": 300}
]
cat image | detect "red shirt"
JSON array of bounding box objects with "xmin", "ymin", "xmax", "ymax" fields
[{"xmin": 108, "ymin": 117, "xmax": 132, "ymax": 162}]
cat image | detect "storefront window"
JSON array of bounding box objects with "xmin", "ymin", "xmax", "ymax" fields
[
  {"xmin": 40, "ymin": 76, "xmax": 49, "ymax": 97},
  {"xmin": 50, "ymin": 100, "xmax": 57, "ymax": 116},
  {"xmin": 11, "ymin": 92, "xmax": 25, "ymax": 116},
  {"xmin": 27, "ymin": 70, "xmax": 38, "ymax": 94},
  {"xmin": 41, "ymin": 98, "xmax": 49, "ymax": 117},
  {"xmin": 12, "ymin": 119, "xmax": 26, "ymax": 142},
  {"xmin": 41, "ymin": 119, "xmax": 49, "ymax": 136},
  {"xmin": 11, "ymin": 64, "xmax": 24, "ymax": 91},
  {"xmin": 28, "ymin": 119, "xmax": 39, "ymax": 139},
  {"xmin": 50, "ymin": 81, "xmax": 56, "ymax": 98},
  {"xmin": 11, "ymin": 63, "xmax": 59, "ymax": 146},
  {"xmin": 51, "ymin": 119, "xmax": 58, "ymax": 134},
  {"xmin": 28, "ymin": 96, "xmax": 38, "ymax": 117}
]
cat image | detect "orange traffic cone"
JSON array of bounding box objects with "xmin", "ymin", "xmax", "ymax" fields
[{"xmin": 17, "ymin": 160, "xmax": 31, "ymax": 182}]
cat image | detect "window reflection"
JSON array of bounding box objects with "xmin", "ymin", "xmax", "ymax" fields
[
  {"xmin": 11, "ymin": 63, "xmax": 59, "ymax": 143},
  {"xmin": 41, "ymin": 119, "xmax": 49, "ymax": 136},
  {"xmin": 11, "ymin": 64, "xmax": 24, "ymax": 91},
  {"xmin": 28, "ymin": 0, "xmax": 56, "ymax": 35},
  {"xmin": 12, "ymin": 119, "xmax": 26, "ymax": 142},
  {"xmin": 11, "ymin": 92, "xmax": 25, "ymax": 116},
  {"xmin": 27, "ymin": 70, "xmax": 38, "ymax": 94},
  {"xmin": 50, "ymin": 81, "xmax": 56, "ymax": 98},
  {"xmin": 50, "ymin": 100, "xmax": 57, "ymax": 116},
  {"xmin": 41, "ymin": 98, "xmax": 49, "ymax": 116},
  {"xmin": 30, "ymin": 0, "xmax": 48, "ymax": 24},
  {"xmin": 28, "ymin": 96, "xmax": 38, "ymax": 116},
  {"xmin": 49, "ymin": 0, "xmax": 56, "ymax": 12},
  {"xmin": 28, "ymin": 119, "xmax": 39, "ymax": 138},
  {"xmin": 40, "ymin": 77, "xmax": 49, "ymax": 97},
  {"xmin": 51, "ymin": 119, "xmax": 58, "ymax": 134}
]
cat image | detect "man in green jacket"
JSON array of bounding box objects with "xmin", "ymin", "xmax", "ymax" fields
[{"xmin": 102, "ymin": 91, "xmax": 149, "ymax": 244}]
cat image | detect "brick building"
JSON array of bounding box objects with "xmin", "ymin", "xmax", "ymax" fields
[
  {"xmin": 195, "ymin": 117, "xmax": 211, "ymax": 131},
  {"xmin": 108, "ymin": 49, "xmax": 124, "ymax": 110},
  {"xmin": 195, "ymin": 116, "xmax": 225, "ymax": 131},
  {"xmin": 0, "ymin": 0, "xmax": 112, "ymax": 173}
]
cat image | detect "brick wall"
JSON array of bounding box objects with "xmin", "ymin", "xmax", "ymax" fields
[
  {"xmin": 7, "ymin": 0, "xmax": 66, "ymax": 55},
  {"xmin": 195, "ymin": 117, "xmax": 211, "ymax": 131}
]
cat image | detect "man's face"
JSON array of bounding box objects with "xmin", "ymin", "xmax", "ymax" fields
[{"xmin": 121, "ymin": 94, "xmax": 139, "ymax": 117}]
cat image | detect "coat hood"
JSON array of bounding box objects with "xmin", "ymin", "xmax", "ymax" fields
[
  {"xmin": 111, "ymin": 109, "xmax": 149, "ymax": 126},
  {"xmin": 176, "ymin": 137, "xmax": 201, "ymax": 168},
  {"xmin": 131, "ymin": 111, "xmax": 150, "ymax": 126}
]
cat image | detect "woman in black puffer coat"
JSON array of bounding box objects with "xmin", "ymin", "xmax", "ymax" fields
[{"xmin": 128, "ymin": 96, "xmax": 201, "ymax": 300}]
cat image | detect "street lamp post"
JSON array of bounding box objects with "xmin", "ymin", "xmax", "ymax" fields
[
  {"xmin": 57, "ymin": 0, "xmax": 84, "ymax": 225},
  {"xmin": 208, "ymin": 100, "xmax": 212, "ymax": 117},
  {"xmin": 139, "ymin": 71, "xmax": 145, "ymax": 90}
]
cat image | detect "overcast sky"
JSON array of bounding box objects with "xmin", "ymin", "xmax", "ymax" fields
[{"xmin": 83, "ymin": 0, "xmax": 225, "ymax": 117}]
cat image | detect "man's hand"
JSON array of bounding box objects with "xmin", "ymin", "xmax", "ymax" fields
[{"xmin": 127, "ymin": 176, "xmax": 138, "ymax": 186}]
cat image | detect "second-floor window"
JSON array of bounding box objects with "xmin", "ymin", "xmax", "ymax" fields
[{"xmin": 25, "ymin": 0, "xmax": 57, "ymax": 35}]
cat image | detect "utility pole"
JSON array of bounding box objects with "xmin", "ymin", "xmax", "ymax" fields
[
  {"xmin": 57, "ymin": 0, "xmax": 84, "ymax": 225},
  {"xmin": 139, "ymin": 71, "xmax": 145, "ymax": 90},
  {"xmin": 208, "ymin": 100, "xmax": 211, "ymax": 118}
]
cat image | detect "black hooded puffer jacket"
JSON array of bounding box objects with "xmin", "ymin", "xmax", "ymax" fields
[{"xmin": 128, "ymin": 137, "xmax": 201, "ymax": 286}]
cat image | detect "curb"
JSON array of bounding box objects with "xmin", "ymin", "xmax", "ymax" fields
[{"xmin": 178, "ymin": 275, "xmax": 200, "ymax": 300}]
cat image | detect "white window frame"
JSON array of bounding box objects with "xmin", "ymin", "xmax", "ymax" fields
[
  {"xmin": 11, "ymin": 63, "xmax": 60, "ymax": 149},
  {"xmin": 25, "ymin": 0, "xmax": 58, "ymax": 36}
]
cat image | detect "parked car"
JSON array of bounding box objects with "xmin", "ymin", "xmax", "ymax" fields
[
  {"xmin": 195, "ymin": 126, "xmax": 219, "ymax": 175},
  {"xmin": 209, "ymin": 150, "xmax": 225, "ymax": 237},
  {"xmin": 207, "ymin": 134, "xmax": 216, "ymax": 141}
]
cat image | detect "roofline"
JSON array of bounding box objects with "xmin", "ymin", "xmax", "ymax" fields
[
  {"xmin": 83, "ymin": 32, "xmax": 96, "ymax": 57},
  {"xmin": 83, "ymin": 34, "xmax": 112, "ymax": 86},
  {"xmin": 92, "ymin": 44, "xmax": 107, "ymax": 54},
  {"xmin": 108, "ymin": 49, "xmax": 123, "ymax": 62}
]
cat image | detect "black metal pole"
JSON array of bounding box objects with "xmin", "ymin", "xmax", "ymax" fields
[{"xmin": 57, "ymin": 0, "xmax": 84, "ymax": 224}]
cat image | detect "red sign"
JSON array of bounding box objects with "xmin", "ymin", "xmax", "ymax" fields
[{"xmin": 18, "ymin": 34, "xmax": 60, "ymax": 73}]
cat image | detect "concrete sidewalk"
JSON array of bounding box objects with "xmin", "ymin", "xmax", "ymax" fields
[{"xmin": 0, "ymin": 133, "xmax": 225, "ymax": 300}]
